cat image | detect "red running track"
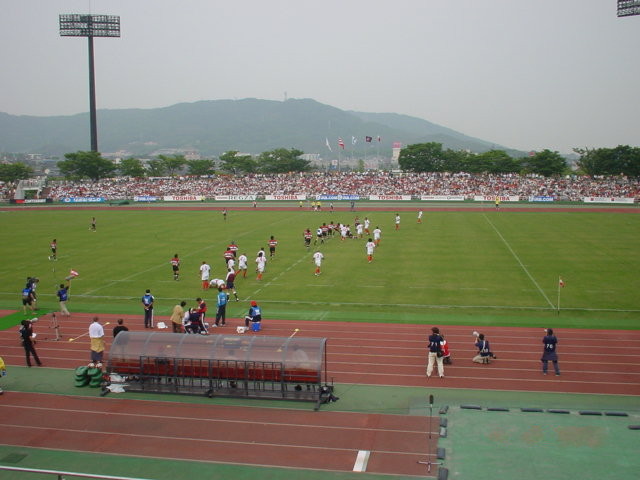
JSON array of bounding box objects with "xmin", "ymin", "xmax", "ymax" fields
[
  {"xmin": 1, "ymin": 312, "xmax": 639, "ymax": 476},
  {"xmin": 2, "ymin": 312, "xmax": 639, "ymax": 396}
]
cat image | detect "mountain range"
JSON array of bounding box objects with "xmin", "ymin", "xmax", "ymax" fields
[{"xmin": 0, "ymin": 98, "xmax": 524, "ymax": 158}]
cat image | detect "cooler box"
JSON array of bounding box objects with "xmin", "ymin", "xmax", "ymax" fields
[{"xmin": 251, "ymin": 322, "xmax": 261, "ymax": 332}]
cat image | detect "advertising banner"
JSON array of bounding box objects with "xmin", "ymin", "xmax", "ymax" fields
[
  {"xmin": 420, "ymin": 195, "xmax": 465, "ymax": 201},
  {"xmin": 528, "ymin": 196, "xmax": 555, "ymax": 202},
  {"xmin": 583, "ymin": 197, "xmax": 634, "ymax": 204},
  {"xmin": 316, "ymin": 194, "xmax": 360, "ymax": 201},
  {"xmin": 10, "ymin": 198, "xmax": 51, "ymax": 204},
  {"xmin": 473, "ymin": 195, "xmax": 520, "ymax": 202},
  {"xmin": 134, "ymin": 196, "xmax": 158, "ymax": 202},
  {"xmin": 62, "ymin": 197, "xmax": 105, "ymax": 203},
  {"xmin": 215, "ymin": 195, "xmax": 258, "ymax": 201},
  {"xmin": 369, "ymin": 195, "xmax": 411, "ymax": 201},
  {"xmin": 163, "ymin": 195, "xmax": 204, "ymax": 202},
  {"xmin": 264, "ymin": 195, "xmax": 306, "ymax": 201}
]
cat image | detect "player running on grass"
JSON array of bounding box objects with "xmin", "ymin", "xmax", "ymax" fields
[
  {"xmin": 366, "ymin": 238, "xmax": 376, "ymax": 263},
  {"xmin": 313, "ymin": 250, "xmax": 324, "ymax": 276},
  {"xmin": 170, "ymin": 254, "xmax": 180, "ymax": 280}
]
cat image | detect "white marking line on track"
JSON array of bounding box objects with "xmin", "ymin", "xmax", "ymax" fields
[
  {"xmin": 0, "ymin": 404, "xmax": 425, "ymax": 434},
  {"xmin": 353, "ymin": 450, "xmax": 371, "ymax": 472},
  {"xmin": 483, "ymin": 214, "xmax": 555, "ymax": 309}
]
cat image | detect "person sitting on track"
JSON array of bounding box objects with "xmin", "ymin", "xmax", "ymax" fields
[
  {"xmin": 184, "ymin": 308, "xmax": 205, "ymax": 334},
  {"xmin": 244, "ymin": 301, "xmax": 262, "ymax": 329},
  {"xmin": 440, "ymin": 333, "xmax": 452, "ymax": 365}
]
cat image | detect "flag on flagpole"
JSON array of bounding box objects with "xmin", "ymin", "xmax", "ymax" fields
[
  {"xmin": 338, "ymin": 137, "xmax": 345, "ymax": 149},
  {"xmin": 559, "ymin": 277, "xmax": 564, "ymax": 288},
  {"xmin": 377, "ymin": 135, "xmax": 382, "ymax": 142},
  {"xmin": 365, "ymin": 136, "xmax": 372, "ymax": 143},
  {"xmin": 325, "ymin": 137, "xmax": 332, "ymax": 152},
  {"xmin": 352, "ymin": 136, "xmax": 357, "ymax": 145},
  {"xmin": 70, "ymin": 269, "xmax": 79, "ymax": 277}
]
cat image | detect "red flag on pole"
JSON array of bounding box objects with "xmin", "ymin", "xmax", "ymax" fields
[
  {"xmin": 559, "ymin": 277, "xmax": 564, "ymax": 288},
  {"xmin": 338, "ymin": 137, "xmax": 345, "ymax": 149},
  {"xmin": 365, "ymin": 136, "xmax": 372, "ymax": 143}
]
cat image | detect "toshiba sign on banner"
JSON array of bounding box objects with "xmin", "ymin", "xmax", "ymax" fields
[
  {"xmin": 473, "ymin": 195, "xmax": 520, "ymax": 202},
  {"xmin": 163, "ymin": 195, "xmax": 204, "ymax": 202},
  {"xmin": 264, "ymin": 195, "xmax": 306, "ymax": 201},
  {"xmin": 369, "ymin": 195, "xmax": 411, "ymax": 201}
]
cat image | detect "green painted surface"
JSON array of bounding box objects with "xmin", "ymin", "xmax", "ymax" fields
[{"xmin": 1, "ymin": 366, "xmax": 639, "ymax": 479}]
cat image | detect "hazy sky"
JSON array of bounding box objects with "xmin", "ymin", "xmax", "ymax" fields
[{"xmin": 1, "ymin": 0, "xmax": 638, "ymax": 153}]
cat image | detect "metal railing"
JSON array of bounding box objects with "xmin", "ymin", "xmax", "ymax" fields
[{"xmin": 0, "ymin": 465, "xmax": 153, "ymax": 480}]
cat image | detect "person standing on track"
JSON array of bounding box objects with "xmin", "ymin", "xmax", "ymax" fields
[
  {"xmin": 541, "ymin": 328, "xmax": 560, "ymax": 376},
  {"xmin": 395, "ymin": 213, "xmax": 401, "ymax": 230},
  {"xmin": 19, "ymin": 319, "xmax": 42, "ymax": 367},
  {"xmin": 141, "ymin": 289, "xmax": 154, "ymax": 328},
  {"xmin": 56, "ymin": 282, "xmax": 71, "ymax": 317},
  {"xmin": 417, "ymin": 210, "xmax": 423, "ymax": 224},
  {"xmin": 89, "ymin": 317, "xmax": 105, "ymax": 367},
  {"xmin": 170, "ymin": 301, "xmax": 187, "ymax": 333},
  {"xmin": 215, "ymin": 287, "xmax": 228, "ymax": 327},
  {"xmin": 426, "ymin": 327, "xmax": 444, "ymax": 378},
  {"xmin": 112, "ymin": 318, "xmax": 129, "ymax": 337}
]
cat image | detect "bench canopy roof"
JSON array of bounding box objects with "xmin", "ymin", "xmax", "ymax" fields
[{"xmin": 110, "ymin": 332, "xmax": 326, "ymax": 369}]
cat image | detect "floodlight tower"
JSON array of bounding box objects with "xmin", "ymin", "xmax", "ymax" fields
[
  {"xmin": 617, "ymin": 0, "xmax": 640, "ymax": 17},
  {"xmin": 59, "ymin": 14, "xmax": 120, "ymax": 152}
]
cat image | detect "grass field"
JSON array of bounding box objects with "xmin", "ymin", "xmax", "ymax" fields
[{"xmin": 1, "ymin": 206, "xmax": 639, "ymax": 329}]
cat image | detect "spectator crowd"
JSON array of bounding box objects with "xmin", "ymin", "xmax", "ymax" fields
[{"xmin": 43, "ymin": 171, "xmax": 640, "ymax": 202}]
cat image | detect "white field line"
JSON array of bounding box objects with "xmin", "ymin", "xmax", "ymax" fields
[
  {"xmin": 483, "ymin": 214, "xmax": 555, "ymax": 309},
  {"xmin": 0, "ymin": 291, "xmax": 638, "ymax": 313},
  {"xmin": 1, "ymin": 291, "xmax": 638, "ymax": 313}
]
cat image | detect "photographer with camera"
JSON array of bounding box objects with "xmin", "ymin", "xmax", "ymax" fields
[
  {"xmin": 472, "ymin": 331, "xmax": 495, "ymax": 364},
  {"xmin": 19, "ymin": 319, "xmax": 42, "ymax": 367},
  {"xmin": 426, "ymin": 326, "xmax": 445, "ymax": 378}
]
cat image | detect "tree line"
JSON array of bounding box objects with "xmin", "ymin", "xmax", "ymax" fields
[
  {"xmin": 398, "ymin": 143, "xmax": 640, "ymax": 177},
  {"xmin": 0, "ymin": 143, "xmax": 638, "ymax": 183}
]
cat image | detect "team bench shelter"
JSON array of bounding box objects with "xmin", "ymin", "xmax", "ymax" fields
[{"xmin": 106, "ymin": 332, "xmax": 332, "ymax": 409}]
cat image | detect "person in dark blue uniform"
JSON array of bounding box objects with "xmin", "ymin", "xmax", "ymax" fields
[
  {"xmin": 541, "ymin": 328, "xmax": 560, "ymax": 376},
  {"xmin": 244, "ymin": 301, "xmax": 262, "ymax": 328},
  {"xmin": 19, "ymin": 319, "xmax": 42, "ymax": 367},
  {"xmin": 141, "ymin": 289, "xmax": 154, "ymax": 328}
]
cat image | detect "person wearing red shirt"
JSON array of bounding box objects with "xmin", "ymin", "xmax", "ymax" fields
[
  {"xmin": 196, "ymin": 297, "xmax": 208, "ymax": 332},
  {"xmin": 227, "ymin": 241, "xmax": 238, "ymax": 258},
  {"xmin": 303, "ymin": 229, "xmax": 313, "ymax": 249},
  {"xmin": 170, "ymin": 254, "xmax": 180, "ymax": 281},
  {"xmin": 223, "ymin": 249, "xmax": 235, "ymax": 267},
  {"xmin": 268, "ymin": 236, "xmax": 278, "ymax": 259}
]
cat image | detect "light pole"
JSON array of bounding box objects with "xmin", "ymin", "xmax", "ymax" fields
[{"xmin": 59, "ymin": 14, "xmax": 120, "ymax": 152}]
